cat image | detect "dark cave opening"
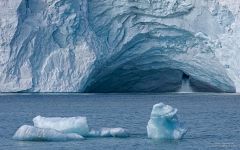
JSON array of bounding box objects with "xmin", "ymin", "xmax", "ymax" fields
[
  {"xmin": 84, "ymin": 66, "xmax": 193, "ymax": 93},
  {"xmin": 84, "ymin": 65, "xmax": 230, "ymax": 93}
]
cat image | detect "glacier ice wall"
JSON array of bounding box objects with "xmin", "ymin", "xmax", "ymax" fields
[{"xmin": 0, "ymin": 0, "xmax": 239, "ymax": 92}]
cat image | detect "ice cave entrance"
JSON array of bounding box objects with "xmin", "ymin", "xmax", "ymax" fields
[{"xmin": 84, "ymin": 66, "xmax": 220, "ymax": 93}]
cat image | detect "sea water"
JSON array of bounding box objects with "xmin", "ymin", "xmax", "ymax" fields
[{"xmin": 0, "ymin": 93, "xmax": 240, "ymax": 150}]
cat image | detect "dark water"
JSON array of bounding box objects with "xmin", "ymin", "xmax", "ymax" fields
[{"xmin": 0, "ymin": 94, "xmax": 240, "ymax": 150}]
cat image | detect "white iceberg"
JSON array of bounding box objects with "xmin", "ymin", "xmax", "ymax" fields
[
  {"xmin": 147, "ymin": 103, "xmax": 187, "ymax": 140},
  {"xmin": 33, "ymin": 116, "xmax": 89, "ymax": 136},
  {"xmin": 13, "ymin": 116, "xmax": 130, "ymax": 141},
  {"xmin": 88, "ymin": 128, "xmax": 129, "ymax": 138},
  {"xmin": 13, "ymin": 125, "xmax": 84, "ymax": 141}
]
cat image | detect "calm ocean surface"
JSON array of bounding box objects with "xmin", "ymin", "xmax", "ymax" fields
[{"xmin": 0, "ymin": 93, "xmax": 239, "ymax": 150}]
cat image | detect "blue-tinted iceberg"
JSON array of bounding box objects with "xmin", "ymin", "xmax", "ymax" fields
[
  {"xmin": 33, "ymin": 116, "xmax": 89, "ymax": 136},
  {"xmin": 147, "ymin": 103, "xmax": 187, "ymax": 140},
  {"xmin": 13, "ymin": 125, "xmax": 84, "ymax": 141},
  {"xmin": 88, "ymin": 128, "xmax": 129, "ymax": 138}
]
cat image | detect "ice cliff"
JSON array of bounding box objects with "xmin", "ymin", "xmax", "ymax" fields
[{"xmin": 0, "ymin": 0, "xmax": 240, "ymax": 92}]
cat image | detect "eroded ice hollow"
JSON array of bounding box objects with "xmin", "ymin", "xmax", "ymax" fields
[
  {"xmin": 147, "ymin": 103, "xmax": 187, "ymax": 140},
  {"xmin": 13, "ymin": 116, "xmax": 129, "ymax": 141},
  {"xmin": 83, "ymin": 0, "xmax": 237, "ymax": 93},
  {"xmin": 0, "ymin": 0, "xmax": 239, "ymax": 93}
]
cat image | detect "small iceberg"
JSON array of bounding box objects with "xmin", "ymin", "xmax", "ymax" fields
[
  {"xmin": 147, "ymin": 103, "xmax": 187, "ymax": 140},
  {"xmin": 33, "ymin": 116, "xmax": 89, "ymax": 136},
  {"xmin": 13, "ymin": 116, "xmax": 129, "ymax": 141},
  {"xmin": 13, "ymin": 125, "xmax": 84, "ymax": 141},
  {"xmin": 88, "ymin": 128, "xmax": 129, "ymax": 138}
]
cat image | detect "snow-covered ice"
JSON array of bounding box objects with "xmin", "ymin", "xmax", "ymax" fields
[
  {"xmin": 13, "ymin": 125, "xmax": 84, "ymax": 141},
  {"xmin": 33, "ymin": 116, "xmax": 89, "ymax": 136},
  {"xmin": 88, "ymin": 128, "xmax": 129, "ymax": 138},
  {"xmin": 147, "ymin": 103, "xmax": 187, "ymax": 140}
]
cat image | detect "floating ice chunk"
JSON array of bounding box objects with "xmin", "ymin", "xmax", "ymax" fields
[
  {"xmin": 147, "ymin": 103, "xmax": 187, "ymax": 140},
  {"xmin": 33, "ymin": 116, "xmax": 89, "ymax": 136},
  {"xmin": 100, "ymin": 128, "xmax": 129, "ymax": 137},
  {"xmin": 88, "ymin": 128, "xmax": 129, "ymax": 138},
  {"xmin": 16, "ymin": 116, "xmax": 130, "ymax": 140},
  {"xmin": 13, "ymin": 125, "xmax": 84, "ymax": 141}
]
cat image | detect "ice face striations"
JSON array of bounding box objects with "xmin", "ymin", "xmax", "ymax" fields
[{"xmin": 0, "ymin": 0, "xmax": 239, "ymax": 92}]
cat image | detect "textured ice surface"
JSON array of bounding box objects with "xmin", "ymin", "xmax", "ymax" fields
[
  {"xmin": 14, "ymin": 116, "xmax": 129, "ymax": 141},
  {"xmin": 147, "ymin": 103, "xmax": 187, "ymax": 140},
  {"xmin": 88, "ymin": 128, "xmax": 129, "ymax": 138},
  {"xmin": 0, "ymin": 0, "xmax": 240, "ymax": 92},
  {"xmin": 13, "ymin": 125, "xmax": 84, "ymax": 141},
  {"xmin": 33, "ymin": 116, "xmax": 89, "ymax": 136}
]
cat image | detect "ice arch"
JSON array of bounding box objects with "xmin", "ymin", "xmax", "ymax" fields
[
  {"xmin": 0, "ymin": 0, "xmax": 238, "ymax": 92},
  {"xmin": 84, "ymin": 0, "xmax": 235, "ymax": 93}
]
